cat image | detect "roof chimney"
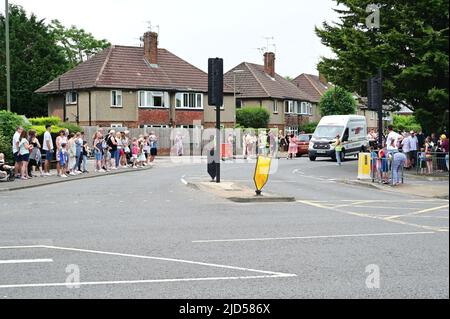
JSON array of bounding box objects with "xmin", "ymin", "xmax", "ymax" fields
[
  {"xmin": 264, "ymin": 52, "xmax": 276, "ymax": 78},
  {"xmin": 144, "ymin": 31, "xmax": 158, "ymax": 65}
]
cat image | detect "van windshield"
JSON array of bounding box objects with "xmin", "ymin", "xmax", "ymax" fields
[{"xmin": 313, "ymin": 126, "xmax": 344, "ymax": 139}]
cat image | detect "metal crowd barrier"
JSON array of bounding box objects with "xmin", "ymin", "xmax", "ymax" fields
[
  {"xmin": 371, "ymin": 155, "xmax": 404, "ymax": 186},
  {"xmin": 416, "ymin": 152, "xmax": 449, "ymax": 175}
]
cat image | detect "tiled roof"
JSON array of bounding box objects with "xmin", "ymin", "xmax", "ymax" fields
[
  {"xmin": 291, "ymin": 73, "xmax": 331, "ymax": 103},
  {"xmin": 36, "ymin": 45, "xmax": 233, "ymax": 93},
  {"xmin": 224, "ymin": 62, "xmax": 312, "ymax": 101}
]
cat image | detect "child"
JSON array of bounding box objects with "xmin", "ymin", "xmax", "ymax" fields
[
  {"xmin": 418, "ymin": 148, "xmax": 427, "ymax": 175},
  {"xmin": 132, "ymin": 138, "xmax": 139, "ymax": 168},
  {"xmin": 138, "ymin": 138, "xmax": 146, "ymax": 167},
  {"xmin": 58, "ymin": 143, "xmax": 69, "ymax": 178},
  {"xmin": 378, "ymin": 145, "xmax": 389, "ymax": 184}
]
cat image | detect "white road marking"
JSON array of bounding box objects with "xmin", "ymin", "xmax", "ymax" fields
[
  {"xmin": 0, "ymin": 274, "xmax": 295, "ymax": 290},
  {"xmin": 193, "ymin": 231, "xmax": 435, "ymax": 244},
  {"xmin": 386, "ymin": 205, "xmax": 450, "ymax": 221},
  {"xmin": 0, "ymin": 259, "xmax": 53, "ymax": 264}
]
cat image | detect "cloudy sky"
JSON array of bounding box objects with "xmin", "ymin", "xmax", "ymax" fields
[{"xmin": 6, "ymin": 0, "xmax": 340, "ymax": 77}]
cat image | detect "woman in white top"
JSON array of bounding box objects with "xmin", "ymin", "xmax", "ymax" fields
[{"xmin": 18, "ymin": 130, "xmax": 30, "ymax": 180}]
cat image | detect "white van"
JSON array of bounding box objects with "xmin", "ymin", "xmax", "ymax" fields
[{"xmin": 309, "ymin": 115, "xmax": 369, "ymax": 162}]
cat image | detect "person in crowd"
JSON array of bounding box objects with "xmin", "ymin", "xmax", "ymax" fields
[
  {"xmin": 379, "ymin": 143, "xmax": 389, "ymax": 184},
  {"xmin": 401, "ymin": 132, "xmax": 411, "ymax": 169},
  {"xmin": 287, "ymin": 134, "xmax": 298, "ymax": 160},
  {"xmin": 424, "ymin": 136, "xmax": 434, "ymax": 174},
  {"xmin": 278, "ymin": 131, "xmax": 287, "ymax": 154},
  {"xmin": 55, "ymin": 130, "xmax": 66, "ymax": 177},
  {"xmin": 431, "ymin": 133, "xmax": 438, "ymax": 147},
  {"xmin": 0, "ymin": 153, "xmax": 14, "ymax": 181},
  {"xmin": 386, "ymin": 125, "xmax": 402, "ymax": 155},
  {"xmin": 367, "ymin": 129, "xmax": 377, "ymax": 148},
  {"xmin": 392, "ymin": 151, "xmax": 407, "ymax": 186},
  {"xmin": 119, "ymin": 131, "xmax": 127, "ymax": 167},
  {"xmin": 143, "ymin": 136, "xmax": 151, "ymax": 166},
  {"xmin": 67, "ymin": 133, "xmax": 78, "ymax": 176},
  {"xmin": 409, "ymin": 131, "xmax": 419, "ymax": 168},
  {"xmin": 75, "ymin": 132, "xmax": 84, "ymax": 173},
  {"xmin": 131, "ymin": 138, "xmax": 139, "ymax": 168},
  {"xmin": 175, "ymin": 134, "xmax": 184, "ymax": 157},
  {"xmin": 417, "ymin": 130, "xmax": 425, "ymax": 150},
  {"xmin": 81, "ymin": 140, "xmax": 89, "ymax": 173},
  {"xmin": 138, "ymin": 137, "xmax": 146, "ymax": 166},
  {"xmin": 42, "ymin": 125, "xmax": 54, "ymax": 176},
  {"xmin": 269, "ymin": 130, "xmax": 276, "ymax": 156},
  {"xmin": 418, "ymin": 148, "xmax": 427, "ymax": 175},
  {"xmin": 93, "ymin": 132, "xmax": 105, "ymax": 173},
  {"xmin": 149, "ymin": 132, "xmax": 158, "ymax": 163},
  {"xmin": 334, "ymin": 134, "xmax": 343, "ymax": 166},
  {"xmin": 115, "ymin": 132, "xmax": 122, "ymax": 168},
  {"xmin": 18, "ymin": 129, "xmax": 30, "ymax": 180},
  {"xmin": 58, "ymin": 141, "xmax": 69, "ymax": 178},
  {"xmin": 12, "ymin": 126, "xmax": 23, "ymax": 178},
  {"xmin": 106, "ymin": 130, "xmax": 118, "ymax": 170},
  {"xmin": 258, "ymin": 131, "xmax": 268, "ymax": 156},
  {"xmin": 28, "ymin": 130, "xmax": 44, "ymax": 178}
]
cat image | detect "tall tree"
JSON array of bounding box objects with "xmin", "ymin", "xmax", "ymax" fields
[
  {"xmin": 315, "ymin": 0, "xmax": 449, "ymax": 133},
  {"xmin": 319, "ymin": 86, "xmax": 357, "ymax": 116},
  {"xmin": 50, "ymin": 20, "xmax": 110, "ymax": 68},
  {"xmin": 0, "ymin": 4, "xmax": 69, "ymax": 116}
]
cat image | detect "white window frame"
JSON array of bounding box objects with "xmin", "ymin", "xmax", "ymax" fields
[
  {"xmin": 110, "ymin": 123, "xmax": 123, "ymax": 128},
  {"xmin": 284, "ymin": 100, "xmax": 294, "ymax": 114},
  {"xmin": 309, "ymin": 103, "xmax": 313, "ymax": 116},
  {"xmin": 66, "ymin": 91, "xmax": 77, "ymax": 105},
  {"xmin": 111, "ymin": 90, "xmax": 123, "ymax": 108},
  {"xmin": 175, "ymin": 92, "xmax": 204, "ymax": 109},
  {"xmin": 300, "ymin": 102, "xmax": 308, "ymax": 115},
  {"xmin": 273, "ymin": 100, "xmax": 279, "ymax": 114},
  {"xmin": 138, "ymin": 91, "xmax": 169, "ymax": 108}
]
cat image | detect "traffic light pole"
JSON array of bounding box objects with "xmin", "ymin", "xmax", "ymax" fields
[
  {"xmin": 377, "ymin": 68, "xmax": 383, "ymax": 147},
  {"xmin": 216, "ymin": 106, "xmax": 221, "ymax": 183}
]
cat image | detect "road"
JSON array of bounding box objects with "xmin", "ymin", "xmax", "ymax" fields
[{"xmin": 0, "ymin": 156, "xmax": 448, "ymax": 299}]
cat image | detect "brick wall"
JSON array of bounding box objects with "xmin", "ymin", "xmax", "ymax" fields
[
  {"xmin": 138, "ymin": 109, "xmax": 170, "ymax": 126},
  {"xmin": 174, "ymin": 110, "xmax": 203, "ymax": 126}
]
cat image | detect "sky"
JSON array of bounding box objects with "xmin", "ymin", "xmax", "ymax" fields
[{"xmin": 5, "ymin": 0, "xmax": 340, "ymax": 77}]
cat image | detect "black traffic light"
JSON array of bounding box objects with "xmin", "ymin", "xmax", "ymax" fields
[
  {"xmin": 208, "ymin": 58, "xmax": 224, "ymax": 107},
  {"xmin": 368, "ymin": 76, "xmax": 382, "ymax": 111}
]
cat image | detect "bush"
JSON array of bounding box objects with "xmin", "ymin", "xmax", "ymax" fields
[
  {"xmin": 58, "ymin": 122, "xmax": 82, "ymax": 134},
  {"xmin": 236, "ymin": 107, "xmax": 270, "ymax": 129},
  {"xmin": 0, "ymin": 110, "xmax": 30, "ymax": 142},
  {"xmin": 298, "ymin": 121, "xmax": 319, "ymax": 134},
  {"xmin": 392, "ymin": 115, "xmax": 422, "ymax": 133},
  {"xmin": 28, "ymin": 116, "xmax": 61, "ymax": 126}
]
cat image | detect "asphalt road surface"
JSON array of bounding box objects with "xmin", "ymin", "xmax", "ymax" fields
[{"xmin": 0, "ymin": 157, "xmax": 448, "ymax": 299}]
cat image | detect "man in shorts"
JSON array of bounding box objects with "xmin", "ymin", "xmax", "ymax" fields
[
  {"xmin": 42, "ymin": 125, "xmax": 54, "ymax": 176},
  {"xmin": 12, "ymin": 126, "xmax": 23, "ymax": 178}
]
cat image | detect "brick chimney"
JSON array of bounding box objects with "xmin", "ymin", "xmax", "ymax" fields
[
  {"xmin": 144, "ymin": 31, "xmax": 158, "ymax": 65},
  {"xmin": 264, "ymin": 52, "xmax": 276, "ymax": 78}
]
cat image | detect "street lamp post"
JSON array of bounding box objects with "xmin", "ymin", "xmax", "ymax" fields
[{"xmin": 5, "ymin": 0, "xmax": 11, "ymax": 112}]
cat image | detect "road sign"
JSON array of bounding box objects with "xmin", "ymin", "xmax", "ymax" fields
[{"xmin": 254, "ymin": 156, "xmax": 272, "ymax": 196}]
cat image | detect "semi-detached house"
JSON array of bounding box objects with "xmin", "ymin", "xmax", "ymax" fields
[{"xmin": 36, "ymin": 32, "xmax": 235, "ymax": 129}]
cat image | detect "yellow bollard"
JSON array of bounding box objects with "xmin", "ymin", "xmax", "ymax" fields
[
  {"xmin": 254, "ymin": 156, "xmax": 272, "ymax": 196},
  {"xmin": 358, "ymin": 153, "xmax": 372, "ymax": 180}
]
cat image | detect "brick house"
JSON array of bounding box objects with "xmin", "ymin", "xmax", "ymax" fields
[
  {"xmin": 292, "ymin": 73, "xmax": 380, "ymax": 130},
  {"xmin": 36, "ymin": 32, "xmax": 235, "ymax": 129},
  {"xmin": 224, "ymin": 52, "xmax": 315, "ymax": 134}
]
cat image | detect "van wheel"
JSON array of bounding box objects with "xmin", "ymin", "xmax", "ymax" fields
[{"xmin": 309, "ymin": 156, "xmax": 316, "ymax": 162}]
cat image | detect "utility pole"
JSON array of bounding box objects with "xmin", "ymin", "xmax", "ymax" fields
[{"xmin": 5, "ymin": 0, "xmax": 11, "ymax": 112}]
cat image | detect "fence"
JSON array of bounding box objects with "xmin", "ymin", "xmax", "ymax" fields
[
  {"xmin": 416, "ymin": 152, "xmax": 449, "ymax": 176},
  {"xmin": 371, "ymin": 155, "xmax": 405, "ymax": 186}
]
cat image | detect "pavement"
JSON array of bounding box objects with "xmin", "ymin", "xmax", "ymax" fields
[{"xmin": 0, "ymin": 156, "xmax": 448, "ymax": 299}]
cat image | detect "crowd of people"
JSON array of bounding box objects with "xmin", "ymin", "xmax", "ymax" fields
[
  {"xmin": 370, "ymin": 126, "xmax": 449, "ymax": 185},
  {"xmin": 1, "ymin": 126, "xmax": 159, "ymax": 181}
]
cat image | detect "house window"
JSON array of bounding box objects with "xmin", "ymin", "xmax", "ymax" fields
[
  {"xmin": 370, "ymin": 111, "xmax": 375, "ymax": 120},
  {"xmin": 139, "ymin": 91, "xmax": 169, "ymax": 108},
  {"xmin": 139, "ymin": 124, "xmax": 170, "ymax": 129},
  {"xmin": 273, "ymin": 100, "xmax": 278, "ymax": 114},
  {"xmin": 175, "ymin": 93, "xmax": 203, "ymax": 109},
  {"xmin": 111, "ymin": 90, "xmax": 122, "ymax": 107},
  {"xmin": 300, "ymin": 102, "xmax": 308, "ymax": 115},
  {"xmin": 236, "ymin": 99, "xmax": 242, "ymax": 109},
  {"xmin": 111, "ymin": 123, "xmax": 123, "ymax": 128},
  {"xmin": 66, "ymin": 91, "xmax": 77, "ymax": 105},
  {"xmin": 284, "ymin": 101, "xmax": 294, "ymax": 114},
  {"xmin": 309, "ymin": 103, "xmax": 313, "ymax": 116}
]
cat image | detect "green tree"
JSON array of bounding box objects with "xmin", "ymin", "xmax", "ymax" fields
[
  {"xmin": 50, "ymin": 19, "xmax": 110, "ymax": 68},
  {"xmin": 0, "ymin": 4, "xmax": 69, "ymax": 117},
  {"xmin": 319, "ymin": 87, "xmax": 357, "ymax": 116},
  {"xmin": 392, "ymin": 115, "xmax": 422, "ymax": 132},
  {"xmin": 315, "ymin": 0, "xmax": 449, "ymax": 133},
  {"xmin": 236, "ymin": 107, "xmax": 270, "ymax": 128}
]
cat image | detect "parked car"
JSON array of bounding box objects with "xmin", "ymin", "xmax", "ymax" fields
[{"xmin": 296, "ymin": 134, "xmax": 313, "ymax": 157}]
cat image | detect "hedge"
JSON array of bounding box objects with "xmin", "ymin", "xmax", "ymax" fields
[
  {"xmin": 28, "ymin": 116, "xmax": 61, "ymax": 126},
  {"xmin": 236, "ymin": 107, "xmax": 270, "ymax": 129}
]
